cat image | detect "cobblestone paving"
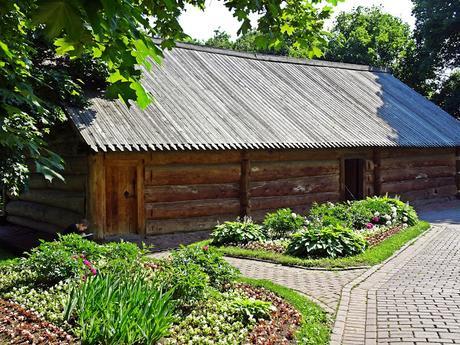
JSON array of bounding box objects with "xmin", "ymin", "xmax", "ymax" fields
[
  {"xmin": 224, "ymin": 257, "xmax": 366, "ymax": 314},
  {"xmin": 332, "ymin": 223, "xmax": 460, "ymax": 345}
]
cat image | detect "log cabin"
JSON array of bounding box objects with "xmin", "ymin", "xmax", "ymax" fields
[{"xmin": 5, "ymin": 42, "xmax": 460, "ymax": 240}]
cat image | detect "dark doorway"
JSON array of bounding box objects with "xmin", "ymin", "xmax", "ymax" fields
[{"xmin": 344, "ymin": 159, "xmax": 364, "ymax": 200}]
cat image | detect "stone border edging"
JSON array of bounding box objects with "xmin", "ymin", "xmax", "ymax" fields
[
  {"xmin": 330, "ymin": 225, "xmax": 435, "ymax": 345},
  {"xmin": 222, "ymin": 254, "xmax": 371, "ymax": 272}
]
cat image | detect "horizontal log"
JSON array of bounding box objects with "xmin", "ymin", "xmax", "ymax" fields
[
  {"xmin": 390, "ymin": 185, "xmax": 457, "ymax": 202},
  {"xmin": 145, "ymin": 164, "xmax": 241, "ymax": 185},
  {"xmin": 28, "ymin": 173, "xmax": 86, "ymax": 192},
  {"xmin": 251, "ymin": 160, "xmax": 339, "ymax": 181},
  {"xmin": 380, "ymin": 155, "xmax": 455, "ymax": 170},
  {"xmin": 17, "ymin": 190, "xmax": 85, "ymax": 214},
  {"xmin": 146, "ymin": 214, "xmax": 237, "ymax": 235},
  {"xmin": 380, "ymin": 166, "xmax": 455, "ymax": 183},
  {"xmin": 145, "ymin": 183, "xmax": 239, "ymax": 203},
  {"xmin": 381, "ymin": 176, "xmax": 456, "ymax": 194},
  {"xmin": 6, "ymin": 216, "xmax": 61, "ymax": 235},
  {"xmin": 6, "ymin": 201, "xmax": 83, "ymax": 229},
  {"xmin": 146, "ymin": 198, "xmax": 240, "ymax": 220},
  {"xmin": 249, "ymin": 175, "xmax": 339, "ymax": 197},
  {"xmin": 250, "ymin": 192, "xmax": 340, "ymax": 211},
  {"xmin": 379, "ymin": 148, "xmax": 455, "ymax": 159},
  {"xmin": 150, "ymin": 150, "xmax": 241, "ymax": 165},
  {"xmin": 248, "ymin": 148, "xmax": 372, "ymax": 162}
]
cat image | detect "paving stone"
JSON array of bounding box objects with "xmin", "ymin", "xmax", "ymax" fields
[{"xmin": 333, "ymin": 205, "xmax": 460, "ymax": 345}]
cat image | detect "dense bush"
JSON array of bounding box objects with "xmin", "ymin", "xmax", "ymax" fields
[
  {"xmin": 212, "ymin": 218, "xmax": 266, "ymax": 245},
  {"xmin": 165, "ymin": 292, "xmax": 272, "ymax": 345},
  {"xmin": 308, "ymin": 202, "xmax": 351, "ymax": 226},
  {"xmin": 263, "ymin": 208, "xmax": 305, "ymax": 239},
  {"xmin": 170, "ymin": 245, "xmax": 239, "ymax": 289},
  {"xmin": 64, "ymin": 273, "xmax": 175, "ymax": 345},
  {"xmin": 287, "ymin": 224, "xmax": 367, "ymax": 259}
]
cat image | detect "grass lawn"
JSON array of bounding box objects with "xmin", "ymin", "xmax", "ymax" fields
[
  {"xmin": 242, "ymin": 277, "xmax": 330, "ymax": 345},
  {"xmin": 198, "ymin": 221, "xmax": 430, "ymax": 269}
]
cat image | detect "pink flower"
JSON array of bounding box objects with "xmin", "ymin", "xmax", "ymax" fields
[
  {"xmin": 202, "ymin": 245, "xmax": 209, "ymax": 251},
  {"xmin": 372, "ymin": 216, "xmax": 380, "ymax": 223},
  {"xmin": 366, "ymin": 223, "xmax": 374, "ymax": 229}
]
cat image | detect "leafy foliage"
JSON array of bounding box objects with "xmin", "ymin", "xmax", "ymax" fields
[
  {"xmin": 1, "ymin": 0, "xmax": 341, "ymax": 194},
  {"xmin": 212, "ymin": 218, "xmax": 266, "ymax": 245},
  {"xmin": 263, "ymin": 208, "xmax": 305, "ymax": 239},
  {"xmin": 287, "ymin": 224, "xmax": 367, "ymax": 259},
  {"xmin": 325, "ymin": 6, "xmax": 416, "ymax": 81},
  {"xmin": 432, "ymin": 71, "xmax": 460, "ymax": 119},
  {"xmin": 170, "ymin": 245, "xmax": 239, "ymax": 289},
  {"xmin": 64, "ymin": 273, "xmax": 175, "ymax": 345}
]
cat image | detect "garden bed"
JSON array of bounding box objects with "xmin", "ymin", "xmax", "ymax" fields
[
  {"xmin": 202, "ymin": 196, "xmax": 428, "ymax": 269},
  {"xmin": 0, "ymin": 235, "xmax": 329, "ymax": 344}
]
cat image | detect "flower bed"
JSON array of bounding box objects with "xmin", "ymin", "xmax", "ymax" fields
[
  {"xmin": 0, "ymin": 235, "xmax": 327, "ymax": 344},
  {"xmin": 207, "ymin": 196, "xmax": 425, "ymax": 268}
]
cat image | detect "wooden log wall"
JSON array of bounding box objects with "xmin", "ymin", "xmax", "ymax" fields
[
  {"xmin": 457, "ymin": 147, "xmax": 460, "ymax": 198},
  {"xmin": 144, "ymin": 151, "xmax": 242, "ymax": 235},
  {"xmin": 246, "ymin": 150, "xmax": 344, "ymax": 221},
  {"xmin": 378, "ymin": 148, "xmax": 457, "ymax": 203},
  {"xmin": 6, "ymin": 124, "xmax": 88, "ymax": 234}
]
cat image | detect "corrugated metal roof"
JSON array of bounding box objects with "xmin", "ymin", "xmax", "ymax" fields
[{"xmin": 68, "ymin": 42, "xmax": 460, "ymax": 152}]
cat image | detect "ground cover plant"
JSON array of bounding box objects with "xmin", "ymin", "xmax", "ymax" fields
[
  {"xmin": 0, "ymin": 235, "xmax": 325, "ymax": 344},
  {"xmin": 208, "ymin": 196, "xmax": 426, "ymax": 268}
]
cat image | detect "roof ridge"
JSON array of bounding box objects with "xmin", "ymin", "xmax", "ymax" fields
[{"xmin": 153, "ymin": 38, "xmax": 389, "ymax": 73}]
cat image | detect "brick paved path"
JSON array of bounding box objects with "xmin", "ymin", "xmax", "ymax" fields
[
  {"xmin": 225, "ymin": 257, "xmax": 366, "ymax": 314},
  {"xmin": 332, "ymin": 223, "xmax": 460, "ymax": 345}
]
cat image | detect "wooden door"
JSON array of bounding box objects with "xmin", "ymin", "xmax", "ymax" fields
[
  {"xmin": 105, "ymin": 161, "xmax": 138, "ymax": 235},
  {"xmin": 344, "ymin": 159, "xmax": 364, "ymax": 200}
]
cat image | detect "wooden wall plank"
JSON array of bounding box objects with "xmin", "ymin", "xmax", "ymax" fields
[
  {"xmin": 250, "ymin": 160, "xmax": 339, "ymax": 181},
  {"xmin": 381, "ymin": 176, "xmax": 455, "ymax": 194},
  {"xmin": 28, "ymin": 174, "xmax": 87, "ymax": 192},
  {"xmin": 18, "ymin": 190, "xmax": 85, "ymax": 214},
  {"xmin": 151, "ymin": 150, "xmax": 241, "ymax": 165},
  {"xmin": 249, "ymin": 175, "xmax": 338, "ymax": 197},
  {"xmin": 146, "ymin": 214, "xmax": 236, "ymax": 235},
  {"xmin": 87, "ymin": 154, "xmax": 105, "ymax": 239},
  {"xmin": 379, "ymin": 148, "xmax": 455, "ymax": 159},
  {"xmin": 250, "ymin": 192, "xmax": 340, "ymax": 211},
  {"xmin": 380, "ymin": 165, "xmax": 455, "ymax": 183},
  {"xmin": 248, "ymin": 148, "xmax": 371, "ymax": 162},
  {"xmin": 146, "ymin": 198, "xmax": 240, "ymax": 220},
  {"xmin": 240, "ymin": 152, "xmax": 250, "ymax": 217},
  {"xmin": 145, "ymin": 163, "xmax": 241, "ymax": 185},
  {"xmin": 380, "ymin": 154, "xmax": 455, "ymax": 170},
  {"xmin": 145, "ymin": 183, "xmax": 239, "ymax": 203}
]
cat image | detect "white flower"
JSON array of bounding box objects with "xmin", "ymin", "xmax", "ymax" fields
[
  {"xmin": 291, "ymin": 213, "xmax": 297, "ymax": 218},
  {"xmin": 402, "ymin": 223, "xmax": 408, "ymax": 228},
  {"xmin": 374, "ymin": 211, "xmax": 380, "ymax": 217},
  {"xmin": 386, "ymin": 221, "xmax": 392, "ymax": 226},
  {"xmin": 384, "ymin": 214, "xmax": 391, "ymax": 221},
  {"xmin": 402, "ymin": 216, "xmax": 408, "ymax": 222},
  {"xmin": 391, "ymin": 206, "xmax": 397, "ymax": 212}
]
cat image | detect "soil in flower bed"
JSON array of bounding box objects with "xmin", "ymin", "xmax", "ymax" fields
[
  {"xmin": 237, "ymin": 284, "xmax": 301, "ymax": 344},
  {"xmin": 237, "ymin": 241, "xmax": 287, "ymax": 254},
  {"xmin": 0, "ymin": 299, "xmax": 76, "ymax": 345},
  {"xmin": 366, "ymin": 225, "xmax": 403, "ymax": 247}
]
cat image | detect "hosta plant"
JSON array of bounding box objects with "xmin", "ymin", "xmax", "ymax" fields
[
  {"xmin": 211, "ymin": 218, "xmax": 266, "ymax": 245},
  {"xmin": 287, "ymin": 224, "xmax": 367, "ymax": 259},
  {"xmin": 263, "ymin": 208, "xmax": 305, "ymax": 239}
]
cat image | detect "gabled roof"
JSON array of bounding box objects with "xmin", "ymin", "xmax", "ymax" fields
[{"xmin": 68, "ymin": 42, "xmax": 460, "ymax": 152}]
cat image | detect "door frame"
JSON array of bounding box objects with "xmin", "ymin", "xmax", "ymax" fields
[
  {"xmin": 340, "ymin": 155, "xmax": 367, "ymax": 201},
  {"xmin": 88, "ymin": 154, "xmax": 145, "ymax": 239}
]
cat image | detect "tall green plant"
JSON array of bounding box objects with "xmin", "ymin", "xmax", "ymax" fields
[{"xmin": 64, "ymin": 273, "xmax": 175, "ymax": 345}]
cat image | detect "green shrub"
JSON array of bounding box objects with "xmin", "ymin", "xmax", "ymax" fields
[
  {"xmin": 64, "ymin": 273, "xmax": 175, "ymax": 345},
  {"xmin": 211, "ymin": 218, "xmax": 266, "ymax": 245},
  {"xmin": 386, "ymin": 197, "xmax": 418, "ymax": 226},
  {"xmin": 287, "ymin": 224, "xmax": 367, "ymax": 258},
  {"xmin": 155, "ymin": 259, "xmax": 210, "ymax": 306},
  {"xmin": 165, "ymin": 292, "xmax": 272, "ymax": 344},
  {"xmin": 308, "ymin": 202, "xmax": 351, "ymax": 227},
  {"xmin": 262, "ymin": 208, "xmax": 305, "ymax": 239},
  {"xmin": 170, "ymin": 245, "xmax": 239, "ymax": 289}
]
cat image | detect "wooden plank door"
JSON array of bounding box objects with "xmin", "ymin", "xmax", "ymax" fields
[{"xmin": 105, "ymin": 161, "xmax": 139, "ymax": 235}]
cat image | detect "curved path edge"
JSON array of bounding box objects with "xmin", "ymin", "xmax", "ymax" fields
[{"xmin": 330, "ymin": 225, "xmax": 438, "ymax": 345}]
